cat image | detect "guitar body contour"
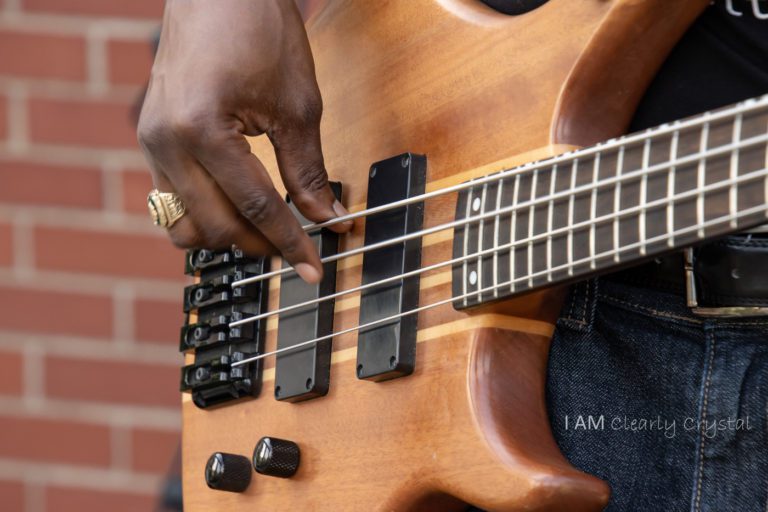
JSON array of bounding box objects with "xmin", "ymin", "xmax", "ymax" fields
[{"xmin": 183, "ymin": 1, "xmax": 709, "ymax": 510}]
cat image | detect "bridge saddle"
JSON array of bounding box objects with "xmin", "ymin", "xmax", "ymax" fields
[{"xmin": 179, "ymin": 248, "xmax": 269, "ymax": 409}]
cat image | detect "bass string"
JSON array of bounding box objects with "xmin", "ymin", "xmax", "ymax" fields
[
  {"xmin": 301, "ymin": 95, "xmax": 768, "ymax": 233},
  {"xmin": 229, "ymin": 166, "xmax": 768, "ymax": 328},
  {"xmin": 231, "ymin": 202, "xmax": 768, "ymax": 367},
  {"xmin": 232, "ymin": 130, "xmax": 768, "ymax": 288}
]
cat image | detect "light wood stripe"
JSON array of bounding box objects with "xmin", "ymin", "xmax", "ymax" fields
[{"xmin": 260, "ymin": 314, "xmax": 555, "ymax": 382}]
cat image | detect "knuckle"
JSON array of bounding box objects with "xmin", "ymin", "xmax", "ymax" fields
[
  {"xmin": 169, "ymin": 107, "xmax": 209, "ymax": 142},
  {"xmin": 284, "ymin": 90, "xmax": 322, "ymax": 128},
  {"xmin": 136, "ymin": 113, "xmax": 169, "ymax": 152},
  {"xmin": 296, "ymin": 95, "xmax": 322, "ymax": 126},
  {"xmin": 296, "ymin": 163, "xmax": 328, "ymax": 193},
  {"xmin": 239, "ymin": 193, "xmax": 273, "ymax": 225}
]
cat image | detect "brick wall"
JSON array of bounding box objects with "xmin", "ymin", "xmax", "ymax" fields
[
  {"xmin": 0, "ymin": 1, "xmax": 184, "ymax": 511},
  {"xmin": 0, "ymin": 0, "xmax": 323, "ymax": 510}
]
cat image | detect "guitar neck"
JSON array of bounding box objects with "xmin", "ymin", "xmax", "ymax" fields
[{"xmin": 452, "ymin": 95, "xmax": 768, "ymax": 309}]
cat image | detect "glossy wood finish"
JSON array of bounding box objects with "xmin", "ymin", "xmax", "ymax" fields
[{"xmin": 183, "ymin": 1, "xmax": 710, "ymax": 510}]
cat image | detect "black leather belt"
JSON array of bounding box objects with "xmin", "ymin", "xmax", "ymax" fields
[{"xmin": 607, "ymin": 234, "xmax": 768, "ymax": 317}]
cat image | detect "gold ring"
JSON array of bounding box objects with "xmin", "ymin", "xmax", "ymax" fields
[{"xmin": 147, "ymin": 189, "xmax": 186, "ymax": 228}]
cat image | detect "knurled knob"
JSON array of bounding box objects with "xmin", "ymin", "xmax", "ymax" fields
[
  {"xmin": 252, "ymin": 437, "xmax": 300, "ymax": 478},
  {"xmin": 205, "ymin": 452, "xmax": 252, "ymax": 493}
]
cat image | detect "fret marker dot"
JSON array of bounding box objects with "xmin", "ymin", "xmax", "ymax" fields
[
  {"xmin": 469, "ymin": 270, "xmax": 478, "ymax": 285},
  {"xmin": 472, "ymin": 198, "xmax": 481, "ymax": 212}
]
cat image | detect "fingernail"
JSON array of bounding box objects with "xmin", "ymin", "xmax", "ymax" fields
[
  {"xmin": 333, "ymin": 200, "xmax": 353, "ymax": 227},
  {"xmin": 295, "ymin": 262, "xmax": 321, "ymax": 284}
]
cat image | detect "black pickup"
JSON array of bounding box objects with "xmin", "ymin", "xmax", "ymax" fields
[
  {"xmin": 356, "ymin": 154, "xmax": 426, "ymax": 381},
  {"xmin": 274, "ymin": 183, "xmax": 342, "ymax": 402}
]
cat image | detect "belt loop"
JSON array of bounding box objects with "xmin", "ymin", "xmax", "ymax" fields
[{"xmin": 558, "ymin": 278, "xmax": 599, "ymax": 332}]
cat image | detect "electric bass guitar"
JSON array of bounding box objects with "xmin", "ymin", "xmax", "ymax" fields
[{"xmin": 178, "ymin": 1, "xmax": 768, "ymax": 510}]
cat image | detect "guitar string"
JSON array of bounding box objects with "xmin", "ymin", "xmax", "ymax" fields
[
  {"xmin": 301, "ymin": 95, "xmax": 768, "ymax": 233},
  {"xmin": 230, "ymin": 202, "xmax": 768, "ymax": 367},
  {"xmin": 228, "ymin": 166, "xmax": 768, "ymax": 328},
  {"xmin": 231, "ymin": 130, "xmax": 768, "ymax": 288}
]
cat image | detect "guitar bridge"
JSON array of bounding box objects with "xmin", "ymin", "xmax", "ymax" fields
[{"xmin": 180, "ymin": 248, "xmax": 270, "ymax": 409}]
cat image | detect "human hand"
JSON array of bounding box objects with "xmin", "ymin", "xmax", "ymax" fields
[{"xmin": 138, "ymin": 0, "xmax": 350, "ymax": 283}]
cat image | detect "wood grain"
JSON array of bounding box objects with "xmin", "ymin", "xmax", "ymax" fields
[{"xmin": 183, "ymin": 1, "xmax": 710, "ymax": 510}]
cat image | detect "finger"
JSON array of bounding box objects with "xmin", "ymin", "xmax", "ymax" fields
[
  {"xmin": 194, "ymin": 134, "xmax": 325, "ymax": 283},
  {"xmin": 270, "ymin": 111, "xmax": 353, "ymax": 234},
  {"xmin": 148, "ymin": 144, "xmax": 278, "ymax": 258},
  {"xmin": 145, "ymin": 165, "xmax": 207, "ymax": 249}
]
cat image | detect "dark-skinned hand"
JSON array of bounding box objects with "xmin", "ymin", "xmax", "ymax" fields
[{"xmin": 138, "ymin": 0, "xmax": 351, "ymax": 284}]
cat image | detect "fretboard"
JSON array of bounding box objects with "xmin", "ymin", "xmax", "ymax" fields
[{"xmin": 452, "ymin": 95, "xmax": 768, "ymax": 309}]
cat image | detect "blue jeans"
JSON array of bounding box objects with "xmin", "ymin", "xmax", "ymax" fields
[{"xmin": 546, "ymin": 277, "xmax": 768, "ymax": 511}]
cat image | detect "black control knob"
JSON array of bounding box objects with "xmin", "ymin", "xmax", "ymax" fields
[
  {"xmin": 252, "ymin": 437, "xmax": 300, "ymax": 478},
  {"xmin": 205, "ymin": 452, "xmax": 252, "ymax": 492}
]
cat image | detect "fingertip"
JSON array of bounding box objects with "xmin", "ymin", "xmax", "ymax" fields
[
  {"xmin": 294, "ymin": 262, "xmax": 323, "ymax": 284},
  {"xmin": 329, "ymin": 199, "xmax": 354, "ymax": 233}
]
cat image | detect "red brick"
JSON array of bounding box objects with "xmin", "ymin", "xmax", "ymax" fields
[
  {"xmin": 134, "ymin": 298, "xmax": 183, "ymax": 346},
  {"xmin": 45, "ymin": 487, "xmax": 155, "ymax": 512},
  {"xmin": 0, "ymin": 160, "xmax": 102, "ymax": 209},
  {"xmin": 23, "ymin": 0, "xmax": 163, "ymax": 19},
  {"xmin": 0, "ymin": 222, "xmax": 11, "ymax": 266},
  {"xmin": 0, "ymin": 415, "xmax": 110, "ymax": 466},
  {"xmin": 131, "ymin": 428, "xmax": 179, "ymax": 473},
  {"xmin": 0, "ymin": 285, "xmax": 113, "ymax": 339},
  {"xmin": 34, "ymin": 226, "xmax": 184, "ymax": 280},
  {"xmin": 0, "ymin": 349, "xmax": 23, "ymax": 395},
  {"xmin": 0, "ymin": 30, "xmax": 86, "ymax": 81},
  {"xmin": 120, "ymin": 169, "xmax": 153, "ymax": 214},
  {"xmin": 0, "ymin": 480, "xmax": 24, "ymax": 512},
  {"xmin": 28, "ymin": 97, "xmax": 138, "ymax": 149},
  {"xmin": 45, "ymin": 356, "xmax": 179, "ymax": 407},
  {"xmin": 108, "ymin": 39, "xmax": 154, "ymax": 86},
  {"xmin": 0, "ymin": 95, "xmax": 7, "ymax": 140}
]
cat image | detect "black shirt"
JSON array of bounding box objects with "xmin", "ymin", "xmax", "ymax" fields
[{"xmin": 631, "ymin": 0, "xmax": 768, "ymax": 130}]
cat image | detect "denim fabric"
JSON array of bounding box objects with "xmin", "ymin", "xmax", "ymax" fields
[
  {"xmin": 468, "ymin": 277, "xmax": 768, "ymax": 512},
  {"xmin": 545, "ymin": 278, "xmax": 768, "ymax": 512}
]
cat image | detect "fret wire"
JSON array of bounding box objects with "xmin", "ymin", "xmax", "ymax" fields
[
  {"xmin": 461, "ymin": 186, "xmax": 473, "ymax": 307},
  {"xmin": 233, "ymin": 131, "xmax": 768, "ymax": 289},
  {"xmin": 230, "ymin": 168, "xmax": 768, "ymax": 329},
  {"xmin": 492, "ymin": 178, "xmax": 503, "ymax": 298},
  {"xmin": 667, "ymin": 129, "xmax": 679, "ymax": 247},
  {"xmin": 612, "ymin": 146, "xmax": 625, "ymax": 263},
  {"xmin": 509, "ymin": 174, "xmax": 521, "ymax": 293},
  {"xmin": 729, "ymin": 113, "xmax": 742, "ymax": 228},
  {"xmin": 589, "ymin": 153, "xmax": 600, "ymax": 269},
  {"xmin": 476, "ymin": 182, "xmax": 488, "ymax": 299},
  {"xmin": 527, "ymin": 169, "xmax": 538, "ymax": 288},
  {"xmin": 233, "ymin": 203, "xmax": 768, "ymax": 365},
  {"xmin": 639, "ymin": 137, "xmax": 651, "ymax": 255},
  {"xmin": 696, "ymin": 116, "xmax": 710, "ymax": 239},
  {"xmin": 566, "ymin": 159, "xmax": 578, "ymax": 276},
  {"xmin": 546, "ymin": 165, "xmax": 557, "ymax": 281}
]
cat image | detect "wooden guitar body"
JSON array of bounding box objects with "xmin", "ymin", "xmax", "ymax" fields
[{"xmin": 183, "ymin": 1, "xmax": 710, "ymax": 510}]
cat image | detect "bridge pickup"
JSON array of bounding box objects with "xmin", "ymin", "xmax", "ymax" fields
[
  {"xmin": 274, "ymin": 183, "xmax": 342, "ymax": 402},
  {"xmin": 180, "ymin": 250, "xmax": 269, "ymax": 409},
  {"xmin": 356, "ymin": 154, "xmax": 426, "ymax": 381}
]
